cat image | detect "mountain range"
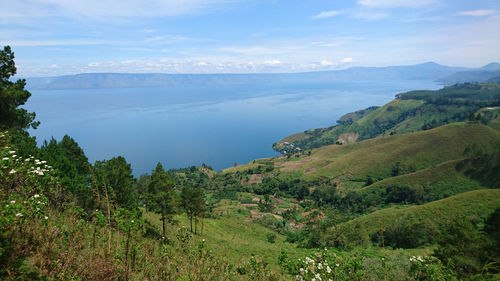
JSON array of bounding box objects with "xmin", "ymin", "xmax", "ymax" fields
[{"xmin": 25, "ymin": 62, "xmax": 500, "ymax": 90}]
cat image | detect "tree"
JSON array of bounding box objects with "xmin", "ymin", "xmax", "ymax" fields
[
  {"xmin": 0, "ymin": 46, "xmax": 39, "ymax": 131},
  {"xmin": 0, "ymin": 45, "xmax": 39, "ymax": 155},
  {"xmin": 147, "ymin": 162, "xmax": 175, "ymax": 239},
  {"xmin": 94, "ymin": 156, "xmax": 138, "ymax": 211},
  {"xmin": 180, "ymin": 186, "xmax": 205, "ymax": 234},
  {"xmin": 40, "ymin": 135, "xmax": 91, "ymax": 208}
]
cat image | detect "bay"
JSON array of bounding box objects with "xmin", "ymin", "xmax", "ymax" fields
[{"xmin": 25, "ymin": 80, "xmax": 441, "ymax": 176}]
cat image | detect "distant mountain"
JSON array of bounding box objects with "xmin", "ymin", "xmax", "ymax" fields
[
  {"xmin": 25, "ymin": 62, "xmax": 492, "ymax": 90},
  {"xmin": 481, "ymin": 62, "xmax": 500, "ymax": 71},
  {"xmin": 437, "ymin": 62, "xmax": 500, "ymax": 84}
]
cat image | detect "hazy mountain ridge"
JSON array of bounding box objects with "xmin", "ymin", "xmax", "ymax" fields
[{"xmin": 24, "ymin": 62, "xmax": 497, "ymax": 90}]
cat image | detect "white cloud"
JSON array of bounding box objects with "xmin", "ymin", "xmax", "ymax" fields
[
  {"xmin": 312, "ymin": 10, "xmax": 343, "ymax": 19},
  {"xmin": 341, "ymin": 57, "xmax": 353, "ymax": 63},
  {"xmin": 357, "ymin": 0, "xmax": 435, "ymax": 8},
  {"xmin": 320, "ymin": 60, "xmax": 333, "ymax": 66},
  {"xmin": 263, "ymin": 60, "xmax": 281, "ymax": 65},
  {"xmin": 457, "ymin": 9, "xmax": 496, "ymax": 17}
]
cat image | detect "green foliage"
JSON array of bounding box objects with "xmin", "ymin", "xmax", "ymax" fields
[
  {"xmin": 0, "ymin": 46, "xmax": 39, "ymax": 132},
  {"xmin": 378, "ymin": 213, "xmax": 438, "ymax": 248},
  {"xmin": 39, "ymin": 135, "xmax": 91, "ymax": 208},
  {"xmin": 266, "ymin": 232, "xmax": 277, "ymax": 243},
  {"xmin": 408, "ymin": 255, "xmax": 457, "ymax": 281},
  {"xmin": 147, "ymin": 162, "xmax": 175, "ymax": 238},
  {"xmin": 180, "ymin": 186, "xmax": 205, "ymax": 233},
  {"xmin": 329, "ymin": 189, "xmax": 500, "ymax": 249},
  {"xmin": 94, "ymin": 156, "xmax": 138, "ymax": 210}
]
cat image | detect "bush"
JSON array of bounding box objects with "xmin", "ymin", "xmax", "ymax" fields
[{"xmin": 266, "ymin": 232, "xmax": 276, "ymax": 243}]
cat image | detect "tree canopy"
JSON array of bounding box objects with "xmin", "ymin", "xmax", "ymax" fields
[{"xmin": 0, "ymin": 45, "xmax": 39, "ymax": 131}]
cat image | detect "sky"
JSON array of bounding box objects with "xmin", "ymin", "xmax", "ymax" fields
[{"xmin": 0, "ymin": 0, "xmax": 499, "ymax": 77}]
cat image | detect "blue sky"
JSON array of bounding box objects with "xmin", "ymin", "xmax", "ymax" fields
[{"xmin": 1, "ymin": 0, "xmax": 499, "ymax": 76}]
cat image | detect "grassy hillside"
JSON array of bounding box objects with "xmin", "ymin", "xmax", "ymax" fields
[
  {"xmin": 360, "ymin": 160, "xmax": 484, "ymax": 201},
  {"xmin": 143, "ymin": 208, "xmax": 312, "ymax": 269},
  {"xmin": 273, "ymin": 123, "xmax": 499, "ymax": 181},
  {"xmin": 274, "ymin": 82, "xmax": 500, "ymax": 153},
  {"xmin": 332, "ymin": 189, "xmax": 500, "ymax": 248}
]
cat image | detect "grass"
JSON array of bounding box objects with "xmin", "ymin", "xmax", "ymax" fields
[
  {"xmin": 336, "ymin": 189, "xmax": 500, "ymax": 238},
  {"xmin": 282, "ymin": 122, "xmax": 500, "ymax": 180},
  {"xmin": 143, "ymin": 208, "xmax": 313, "ymax": 271},
  {"xmin": 361, "ymin": 159, "xmax": 485, "ymax": 199}
]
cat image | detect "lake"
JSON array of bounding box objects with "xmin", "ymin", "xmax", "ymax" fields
[{"xmin": 25, "ymin": 80, "xmax": 441, "ymax": 176}]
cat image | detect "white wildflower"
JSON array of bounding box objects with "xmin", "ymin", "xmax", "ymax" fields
[
  {"xmin": 300, "ymin": 268, "xmax": 304, "ymax": 273},
  {"xmin": 16, "ymin": 212, "xmax": 23, "ymax": 217},
  {"xmin": 318, "ymin": 262, "xmax": 323, "ymax": 270},
  {"xmin": 131, "ymin": 220, "xmax": 134, "ymax": 223},
  {"xmin": 2, "ymin": 157, "xmax": 8, "ymax": 161},
  {"xmin": 34, "ymin": 194, "xmax": 40, "ymax": 198},
  {"xmin": 326, "ymin": 266, "xmax": 331, "ymax": 273},
  {"xmin": 25, "ymin": 158, "xmax": 30, "ymax": 162},
  {"xmin": 336, "ymin": 263, "xmax": 339, "ymax": 267},
  {"xmin": 44, "ymin": 216, "xmax": 48, "ymax": 220},
  {"xmin": 10, "ymin": 200, "xmax": 15, "ymax": 204},
  {"xmin": 12, "ymin": 154, "xmax": 17, "ymax": 158},
  {"xmin": 9, "ymin": 169, "xmax": 16, "ymax": 174},
  {"xmin": 41, "ymin": 160, "xmax": 46, "ymax": 164},
  {"xmin": 315, "ymin": 273, "xmax": 321, "ymax": 280},
  {"xmin": 9, "ymin": 150, "xmax": 15, "ymax": 154}
]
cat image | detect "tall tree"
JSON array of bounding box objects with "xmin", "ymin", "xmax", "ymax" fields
[
  {"xmin": 40, "ymin": 135, "xmax": 91, "ymax": 208},
  {"xmin": 180, "ymin": 186, "xmax": 205, "ymax": 234},
  {"xmin": 147, "ymin": 162, "xmax": 175, "ymax": 239},
  {"xmin": 94, "ymin": 156, "xmax": 138, "ymax": 211},
  {"xmin": 0, "ymin": 45, "xmax": 39, "ymax": 155},
  {"xmin": 0, "ymin": 46, "xmax": 38, "ymax": 131}
]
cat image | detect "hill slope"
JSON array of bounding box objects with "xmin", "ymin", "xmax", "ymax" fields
[{"xmin": 332, "ymin": 189, "xmax": 500, "ymax": 248}]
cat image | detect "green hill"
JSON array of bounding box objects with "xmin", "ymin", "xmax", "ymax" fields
[
  {"xmin": 331, "ymin": 189, "xmax": 500, "ymax": 248},
  {"xmin": 271, "ymin": 123, "xmax": 499, "ymax": 182}
]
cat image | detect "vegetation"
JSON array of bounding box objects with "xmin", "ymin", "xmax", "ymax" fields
[{"xmin": 1, "ymin": 45, "xmax": 499, "ymax": 280}]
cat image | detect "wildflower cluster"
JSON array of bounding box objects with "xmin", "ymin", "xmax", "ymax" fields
[
  {"xmin": 409, "ymin": 255, "xmax": 456, "ymax": 281},
  {"xmin": 1, "ymin": 132, "xmax": 58, "ymax": 197},
  {"xmin": 289, "ymin": 248, "xmax": 367, "ymax": 281},
  {"xmin": 29, "ymin": 193, "xmax": 49, "ymax": 220}
]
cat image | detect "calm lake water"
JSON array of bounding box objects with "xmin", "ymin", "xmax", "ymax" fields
[{"xmin": 25, "ymin": 80, "xmax": 441, "ymax": 176}]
